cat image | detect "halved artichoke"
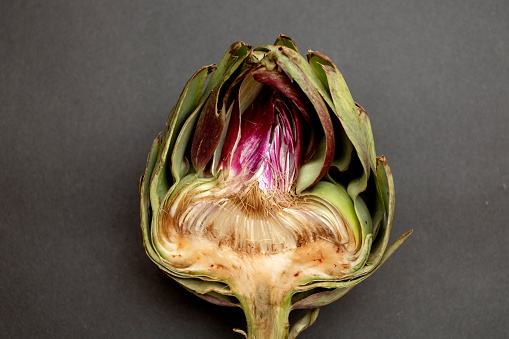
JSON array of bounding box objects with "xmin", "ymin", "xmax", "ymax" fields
[{"xmin": 140, "ymin": 34, "xmax": 411, "ymax": 338}]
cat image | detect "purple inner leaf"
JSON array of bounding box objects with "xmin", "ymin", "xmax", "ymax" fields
[
  {"xmin": 230, "ymin": 89, "xmax": 274, "ymax": 179},
  {"xmin": 216, "ymin": 74, "xmax": 308, "ymax": 193},
  {"xmin": 190, "ymin": 86, "xmax": 224, "ymax": 172}
]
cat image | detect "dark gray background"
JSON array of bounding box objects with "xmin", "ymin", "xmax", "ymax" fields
[{"xmin": 1, "ymin": 1, "xmax": 508, "ymax": 338}]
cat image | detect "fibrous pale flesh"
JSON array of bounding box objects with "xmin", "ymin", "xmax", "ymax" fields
[{"xmin": 139, "ymin": 34, "xmax": 411, "ymax": 338}]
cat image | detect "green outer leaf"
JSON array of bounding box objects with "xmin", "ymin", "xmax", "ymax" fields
[
  {"xmin": 377, "ymin": 156, "xmax": 394, "ymax": 228},
  {"xmin": 369, "ymin": 175, "xmax": 386, "ymax": 243},
  {"xmin": 363, "ymin": 159, "xmax": 394, "ymax": 270},
  {"xmin": 357, "ymin": 103, "xmax": 377, "ymax": 170},
  {"xmin": 288, "ymin": 308, "xmax": 320, "ymax": 339},
  {"xmin": 172, "ymin": 276, "xmax": 232, "ymax": 296},
  {"xmin": 140, "ymin": 135, "xmax": 163, "ymax": 266},
  {"xmin": 291, "ymin": 286, "xmax": 354, "ymax": 310},
  {"xmin": 173, "ymin": 275, "xmax": 240, "ymax": 308},
  {"xmin": 307, "ymin": 52, "xmax": 372, "ymax": 175},
  {"xmin": 185, "ymin": 288, "xmax": 240, "ymax": 308}
]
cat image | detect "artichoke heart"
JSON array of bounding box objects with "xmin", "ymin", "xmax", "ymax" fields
[{"xmin": 140, "ymin": 34, "xmax": 411, "ymax": 338}]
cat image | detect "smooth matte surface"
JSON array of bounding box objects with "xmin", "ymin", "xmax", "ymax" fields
[{"xmin": 1, "ymin": 1, "xmax": 508, "ymax": 338}]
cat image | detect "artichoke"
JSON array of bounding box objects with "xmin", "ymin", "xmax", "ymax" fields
[{"xmin": 140, "ymin": 34, "xmax": 411, "ymax": 338}]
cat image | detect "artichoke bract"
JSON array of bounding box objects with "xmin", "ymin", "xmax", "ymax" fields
[{"xmin": 140, "ymin": 34, "xmax": 411, "ymax": 338}]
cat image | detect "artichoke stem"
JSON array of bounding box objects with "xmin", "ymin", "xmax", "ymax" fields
[{"xmin": 239, "ymin": 285, "xmax": 292, "ymax": 339}]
